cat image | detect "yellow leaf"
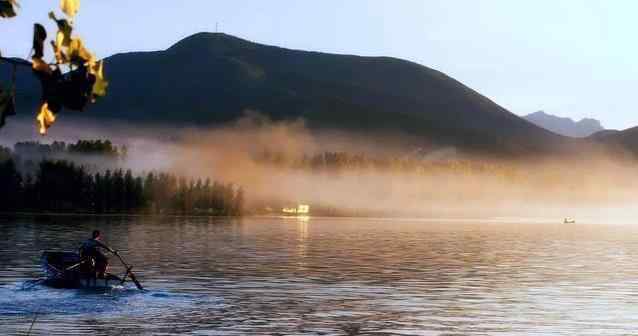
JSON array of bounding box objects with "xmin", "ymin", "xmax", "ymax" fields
[
  {"xmin": 68, "ymin": 37, "xmax": 94, "ymax": 64},
  {"xmin": 53, "ymin": 33, "xmax": 66, "ymax": 63},
  {"xmin": 49, "ymin": 12, "xmax": 72, "ymax": 47},
  {"xmin": 55, "ymin": 31, "xmax": 64, "ymax": 49},
  {"xmin": 60, "ymin": 0, "xmax": 79, "ymax": 18},
  {"xmin": 36, "ymin": 102, "xmax": 56, "ymax": 135},
  {"xmin": 90, "ymin": 60, "xmax": 108, "ymax": 97},
  {"xmin": 51, "ymin": 41, "xmax": 69, "ymax": 64}
]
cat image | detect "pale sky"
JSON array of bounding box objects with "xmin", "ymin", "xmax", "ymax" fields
[{"xmin": 2, "ymin": 1, "xmax": 637, "ymax": 129}]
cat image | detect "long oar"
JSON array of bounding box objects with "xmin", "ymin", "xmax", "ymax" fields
[
  {"xmin": 65, "ymin": 260, "xmax": 86, "ymax": 271},
  {"xmin": 112, "ymin": 251, "xmax": 144, "ymax": 290}
]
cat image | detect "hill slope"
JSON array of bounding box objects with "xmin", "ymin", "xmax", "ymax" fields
[
  {"xmin": 524, "ymin": 111, "xmax": 604, "ymax": 137},
  {"xmin": 587, "ymin": 127, "xmax": 638, "ymax": 158},
  {"xmin": 2, "ymin": 33, "xmax": 567, "ymax": 156}
]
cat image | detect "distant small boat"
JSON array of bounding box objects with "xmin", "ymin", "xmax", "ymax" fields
[
  {"xmin": 564, "ymin": 217, "xmax": 576, "ymax": 224},
  {"xmin": 41, "ymin": 251, "xmax": 124, "ymax": 289}
]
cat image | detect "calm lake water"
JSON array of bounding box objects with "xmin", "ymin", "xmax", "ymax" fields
[{"xmin": 2, "ymin": 215, "xmax": 638, "ymax": 335}]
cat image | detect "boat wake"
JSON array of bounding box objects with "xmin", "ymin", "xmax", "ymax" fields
[{"xmin": 0, "ymin": 281, "xmax": 221, "ymax": 318}]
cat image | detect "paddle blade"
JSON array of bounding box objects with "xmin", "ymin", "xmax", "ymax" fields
[
  {"xmin": 128, "ymin": 270, "xmax": 143, "ymax": 290},
  {"xmin": 113, "ymin": 252, "xmax": 144, "ymax": 290}
]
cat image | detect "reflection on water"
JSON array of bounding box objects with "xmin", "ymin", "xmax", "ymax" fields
[{"xmin": 2, "ymin": 215, "xmax": 638, "ymax": 335}]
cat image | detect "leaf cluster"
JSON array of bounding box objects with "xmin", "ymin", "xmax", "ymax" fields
[{"xmin": 0, "ymin": 0, "xmax": 108, "ymax": 134}]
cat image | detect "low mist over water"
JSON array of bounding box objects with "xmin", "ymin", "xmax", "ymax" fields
[{"xmin": 2, "ymin": 216, "xmax": 638, "ymax": 335}]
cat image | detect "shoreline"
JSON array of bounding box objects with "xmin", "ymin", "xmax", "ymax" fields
[
  {"xmin": 0, "ymin": 211, "xmax": 591, "ymax": 223},
  {"xmin": 0, "ymin": 211, "xmax": 244, "ymax": 219}
]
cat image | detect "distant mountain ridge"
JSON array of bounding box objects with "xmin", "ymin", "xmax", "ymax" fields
[
  {"xmin": 524, "ymin": 111, "xmax": 604, "ymax": 137},
  {"xmin": 586, "ymin": 127, "xmax": 638, "ymax": 158},
  {"xmin": 2, "ymin": 32, "xmax": 570, "ymax": 156}
]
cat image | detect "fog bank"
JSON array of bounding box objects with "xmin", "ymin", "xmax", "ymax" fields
[{"xmin": 4, "ymin": 114, "xmax": 638, "ymax": 220}]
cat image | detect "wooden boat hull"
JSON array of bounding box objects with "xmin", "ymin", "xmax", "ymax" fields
[
  {"xmin": 42, "ymin": 274, "xmax": 123, "ymax": 289},
  {"xmin": 41, "ymin": 251, "xmax": 123, "ymax": 289}
]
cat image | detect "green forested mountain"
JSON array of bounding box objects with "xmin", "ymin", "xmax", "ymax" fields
[{"xmin": 3, "ymin": 33, "xmax": 569, "ymax": 156}]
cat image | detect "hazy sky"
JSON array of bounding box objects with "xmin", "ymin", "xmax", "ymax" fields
[{"xmin": 2, "ymin": 1, "xmax": 637, "ymax": 129}]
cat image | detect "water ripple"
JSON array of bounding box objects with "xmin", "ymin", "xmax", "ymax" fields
[{"xmin": 1, "ymin": 216, "xmax": 638, "ymax": 335}]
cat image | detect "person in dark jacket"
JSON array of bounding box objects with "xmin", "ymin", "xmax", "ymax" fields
[{"xmin": 79, "ymin": 230, "xmax": 114, "ymax": 278}]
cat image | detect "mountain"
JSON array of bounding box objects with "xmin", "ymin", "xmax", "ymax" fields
[
  {"xmin": 2, "ymin": 32, "xmax": 569, "ymax": 156},
  {"xmin": 587, "ymin": 128, "xmax": 638, "ymax": 158},
  {"xmin": 523, "ymin": 111, "xmax": 604, "ymax": 138}
]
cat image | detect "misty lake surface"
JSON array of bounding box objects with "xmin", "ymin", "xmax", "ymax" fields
[{"xmin": 2, "ymin": 216, "xmax": 638, "ymax": 335}]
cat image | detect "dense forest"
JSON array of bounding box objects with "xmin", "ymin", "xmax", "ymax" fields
[
  {"xmin": 0, "ymin": 140, "xmax": 244, "ymax": 215},
  {"xmin": 9, "ymin": 139, "xmax": 127, "ymax": 176},
  {"xmin": 256, "ymin": 150, "xmax": 519, "ymax": 178},
  {"xmin": 14, "ymin": 139, "xmax": 123, "ymax": 157}
]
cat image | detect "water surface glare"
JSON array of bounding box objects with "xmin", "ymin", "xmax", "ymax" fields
[{"xmin": 1, "ymin": 216, "xmax": 638, "ymax": 335}]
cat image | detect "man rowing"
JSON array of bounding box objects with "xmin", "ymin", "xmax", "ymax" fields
[{"xmin": 79, "ymin": 230, "xmax": 114, "ymax": 279}]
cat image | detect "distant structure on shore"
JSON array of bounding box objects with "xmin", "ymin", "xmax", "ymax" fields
[{"xmin": 282, "ymin": 204, "xmax": 310, "ymax": 215}]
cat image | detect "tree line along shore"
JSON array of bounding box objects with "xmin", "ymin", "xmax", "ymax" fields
[{"xmin": 0, "ymin": 140, "xmax": 244, "ymax": 216}]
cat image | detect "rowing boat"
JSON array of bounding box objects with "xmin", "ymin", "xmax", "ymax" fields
[{"xmin": 41, "ymin": 251, "xmax": 124, "ymax": 289}]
